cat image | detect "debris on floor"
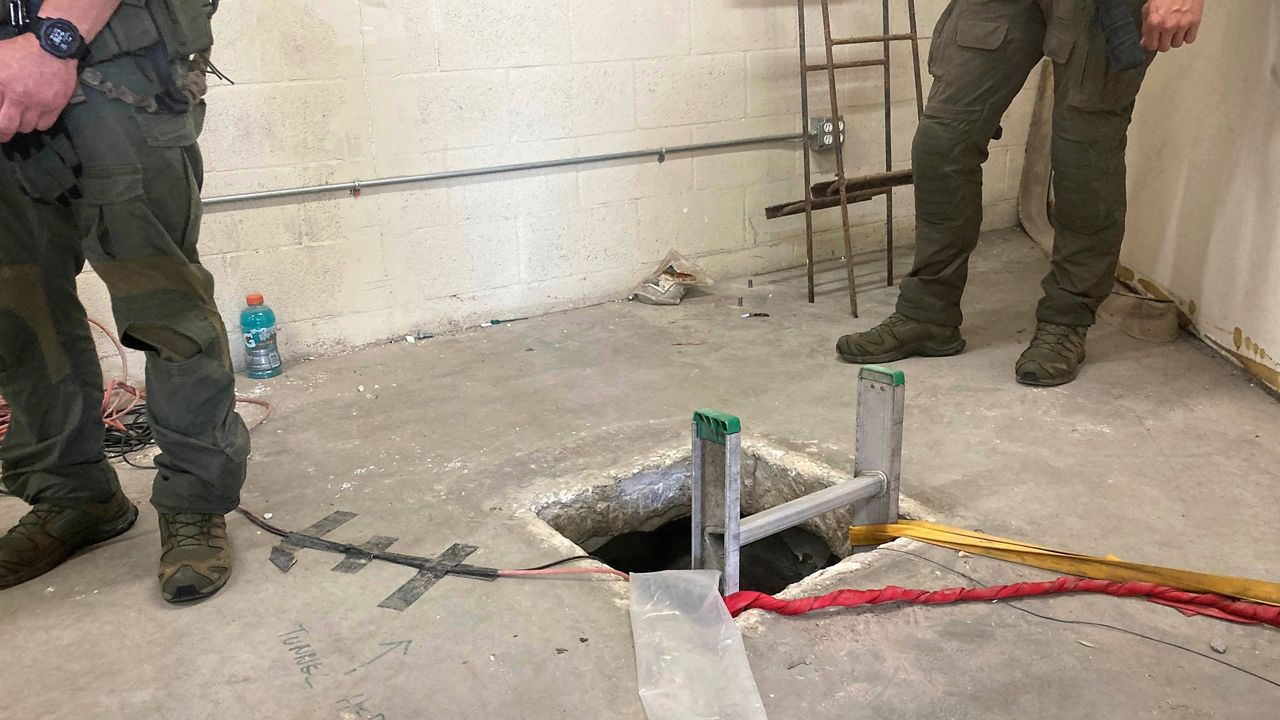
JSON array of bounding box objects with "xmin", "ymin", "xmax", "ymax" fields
[
  {"xmin": 1100, "ymin": 289, "xmax": 1180, "ymax": 343},
  {"xmin": 630, "ymin": 249, "xmax": 714, "ymax": 306},
  {"xmin": 480, "ymin": 318, "xmax": 528, "ymax": 328}
]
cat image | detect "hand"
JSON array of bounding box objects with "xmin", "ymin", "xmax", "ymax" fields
[
  {"xmin": 0, "ymin": 34, "xmax": 80, "ymax": 143},
  {"xmin": 1141, "ymin": 0, "xmax": 1205, "ymax": 52}
]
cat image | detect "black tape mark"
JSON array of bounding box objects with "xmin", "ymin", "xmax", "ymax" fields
[
  {"xmin": 378, "ymin": 543, "xmax": 478, "ymax": 612},
  {"xmin": 270, "ymin": 511, "xmax": 359, "ymax": 573},
  {"xmin": 331, "ymin": 536, "xmax": 399, "ymax": 575}
]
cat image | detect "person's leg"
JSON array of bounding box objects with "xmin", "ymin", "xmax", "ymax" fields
[
  {"xmin": 0, "ymin": 131, "xmax": 121, "ymax": 505},
  {"xmin": 1040, "ymin": 7, "xmax": 1147, "ymax": 325},
  {"xmin": 0, "ymin": 125, "xmax": 138, "ymax": 590},
  {"xmin": 64, "ymin": 55, "xmax": 247, "ymax": 601},
  {"xmin": 839, "ymin": 0, "xmax": 1049, "ymax": 363},
  {"xmin": 895, "ymin": 0, "xmax": 1051, "ymax": 326},
  {"xmin": 1016, "ymin": 0, "xmax": 1150, "ymax": 385},
  {"xmin": 68, "ymin": 58, "xmax": 248, "ymax": 518}
]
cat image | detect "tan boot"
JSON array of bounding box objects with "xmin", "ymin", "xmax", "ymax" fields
[{"xmin": 158, "ymin": 513, "xmax": 232, "ymax": 603}]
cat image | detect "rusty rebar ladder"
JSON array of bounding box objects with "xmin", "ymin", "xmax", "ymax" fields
[{"xmin": 775, "ymin": 0, "xmax": 926, "ymax": 316}]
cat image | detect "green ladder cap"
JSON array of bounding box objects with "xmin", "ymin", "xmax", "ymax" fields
[
  {"xmin": 860, "ymin": 365, "xmax": 906, "ymax": 386},
  {"xmin": 693, "ymin": 409, "xmax": 741, "ymax": 445}
]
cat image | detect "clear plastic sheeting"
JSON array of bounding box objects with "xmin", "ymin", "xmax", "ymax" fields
[{"xmin": 629, "ymin": 570, "xmax": 768, "ymax": 720}]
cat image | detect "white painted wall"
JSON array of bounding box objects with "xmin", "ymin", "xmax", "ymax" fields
[
  {"xmin": 1120, "ymin": 0, "xmax": 1280, "ymax": 391},
  {"xmin": 78, "ymin": 0, "xmax": 1039, "ymax": 371}
]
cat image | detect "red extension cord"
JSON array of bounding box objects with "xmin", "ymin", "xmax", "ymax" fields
[
  {"xmin": 492, "ymin": 565, "xmax": 1280, "ymax": 632},
  {"xmin": 723, "ymin": 576, "xmax": 1280, "ymax": 626}
]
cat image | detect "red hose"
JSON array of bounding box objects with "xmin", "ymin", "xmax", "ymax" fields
[
  {"xmin": 724, "ymin": 576, "xmax": 1280, "ymax": 626},
  {"xmin": 499, "ymin": 567, "xmax": 629, "ymax": 581}
]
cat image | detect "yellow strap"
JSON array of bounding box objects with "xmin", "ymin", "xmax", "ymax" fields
[{"xmin": 850, "ymin": 520, "xmax": 1280, "ymax": 606}]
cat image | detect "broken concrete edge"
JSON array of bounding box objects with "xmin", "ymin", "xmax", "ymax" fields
[
  {"xmin": 512, "ymin": 435, "xmax": 939, "ymax": 598},
  {"xmin": 734, "ymin": 536, "xmax": 933, "ymax": 635}
]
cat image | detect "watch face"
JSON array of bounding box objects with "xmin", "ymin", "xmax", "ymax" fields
[{"xmin": 42, "ymin": 20, "xmax": 79, "ymax": 55}]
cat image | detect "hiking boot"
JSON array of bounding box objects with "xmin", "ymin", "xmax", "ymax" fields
[
  {"xmin": 836, "ymin": 312, "xmax": 966, "ymax": 364},
  {"xmin": 1016, "ymin": 322, "xmax": 1089, "ymax": 386},
  {"xmin": 158, "ymin": 513, "xmax": 232, "ymax": 603},
  {"xmin": 0, "ymin": 490, "xmax": 138, "ymax": 590}
]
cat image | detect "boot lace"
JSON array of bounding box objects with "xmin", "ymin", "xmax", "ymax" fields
[
  {"xmin": 1029, "ymin": 323, "xmax": 1083, "ymax": 359},
  {"xmin": 869, "ymin": 313, "xmax": 912, "ymax": 339},
  {"xmin": 10, "ymin": 506, "xmax": 60, "ymax": 541},
  {"xmin": 882, "ymin": 313, "xmax": 911, "ymax": 329},
  {"xmin": 165, "ymin": 514, "xmax": 211, "ymax": 549}
]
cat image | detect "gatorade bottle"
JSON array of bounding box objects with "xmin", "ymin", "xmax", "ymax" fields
[{"xmin": 241, "ymin": 293, "xmax": 283, "ymax": 379}]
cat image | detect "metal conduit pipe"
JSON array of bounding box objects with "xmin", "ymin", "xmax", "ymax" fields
[{"xmin": 202, "ymin": 133, "xmax": 804, "ymax": 208}]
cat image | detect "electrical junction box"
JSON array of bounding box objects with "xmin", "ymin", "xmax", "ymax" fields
[{"xmin": 809, "ymin": 116, "xmax": 846, "ymax": 152}]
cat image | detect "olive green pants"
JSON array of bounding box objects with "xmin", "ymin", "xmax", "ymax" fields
[
  {"xmin": 0, "ymin": 55, "xmax": 247, "ymax": 514},
  {"xmin": 897, "ymin": 0, "xmax": 1149, "ymax": 327}
]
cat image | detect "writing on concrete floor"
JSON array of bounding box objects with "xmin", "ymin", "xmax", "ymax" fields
[
  {"xmin": 345, "ymin": 640, "xmax": 412, "ymax": 675},
  {"xmin": 280, "ymin": 624, "xmax": 327, "ymax": 689},
  {"xmin": 276, "ymin": 624, "xmax": 413, "ymax": 716},
  {"xmin": 335, "ymin": 693, "xmax": 388, "ymax": 720}
]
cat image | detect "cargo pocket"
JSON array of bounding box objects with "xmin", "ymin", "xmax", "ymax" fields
[
  {"xmin": 1066, "ymin": 25, "xmax": 1152, "ymax": 112},
  {"xmin": 927, "ymin": 1, "xmax": 959, "ymax": 78},
  {"xmin": 957, "ymin": 18, "xmax": 1009, "ymax": 53},
  {"xmin": 923, "ymin": 15, "xmax": 1009, "ymax": 122},
  {"xmin": 78, "ymin": 166, "xmax": 145, "ymax": 206},
  {"xmin": 134, "ymin": 110, "xmax": 200, "ymax": 148},
  {"xmin": 930, "ymin": 13, "xmax": 1010, "ymax": 81},
  {"xmin": 149, "ymin": 0, "xmax": 216, "ymax": 57},
  {"xmin": 77, "ymin": 165, "xmax": 146, "ymax": 262},
  {"xmin": 89, "ymin": 0, "xmax": 161, "ymax": 64},
  {"xmin": 130, "ymin": 108, "xmax": 203, "ymax": 257}
]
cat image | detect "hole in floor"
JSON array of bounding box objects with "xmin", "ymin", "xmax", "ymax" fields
[
  {"xmin": 534, "ymin": 439, "xmax": 893, "ymax": 594},
  {"xmin": 591, "ymin": 515, "xmax": 840, "ymax": 595}
]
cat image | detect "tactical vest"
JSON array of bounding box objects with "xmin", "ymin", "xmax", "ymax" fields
[{"xmin": 87, "ymin": 0, "xmax": 216, "ymax": 63}]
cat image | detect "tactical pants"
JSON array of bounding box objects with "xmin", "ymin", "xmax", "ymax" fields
[
  {"xmin": 897, "ymin": 0, "xmax": 1149, "ymax": 327},
  {"xmin": 0, "ymin": 54, "xmax": 248, "ymax": 514}
]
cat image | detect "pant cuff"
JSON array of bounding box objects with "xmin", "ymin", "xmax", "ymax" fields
[
  {"xmin": 1, "ymin": 462, "xmax": 121, "ymax": 506},
  {"xmin": 1035, "ymin": 298, "xmax": 1099, "ymax": 327},
  {"xmin": 149, "ymin": 496, "xmax": 241, "ymax": 516},
  {"xmin": 896, "ymin": 295, "xmax": 963, "ymax": 328}
]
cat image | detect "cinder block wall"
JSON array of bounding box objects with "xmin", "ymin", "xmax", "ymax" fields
[{"xmin": 79, "ymin": 0, "xmax": 1039, "ymax": 371}]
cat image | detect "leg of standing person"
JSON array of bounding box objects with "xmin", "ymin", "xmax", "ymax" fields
[{"xmin": 837, "ymin": 0, "xmax": 1049, "ymax": 364}]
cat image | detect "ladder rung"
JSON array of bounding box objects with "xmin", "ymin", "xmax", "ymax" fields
[
  {"xmin": 831, "ymin": 33, "xmax": 917, "ymax": 46},
  {"xmin": 805, "ymin": 59, "xmax": 886, "ymax": 73}
]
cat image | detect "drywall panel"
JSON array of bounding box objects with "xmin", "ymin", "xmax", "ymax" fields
[{"xmin": 1121, "ymin": 1, "xmax": 1280, "ymax": 390}]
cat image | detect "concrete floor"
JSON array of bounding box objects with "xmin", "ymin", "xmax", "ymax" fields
[{"xmin": 2, "ymin": 229, "xmax": 1277, "ymax": 719}]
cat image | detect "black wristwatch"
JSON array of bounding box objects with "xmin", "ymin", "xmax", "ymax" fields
[{"xmin": 31, "ymin": 16, "xmax": 90, "ymax": 61}]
